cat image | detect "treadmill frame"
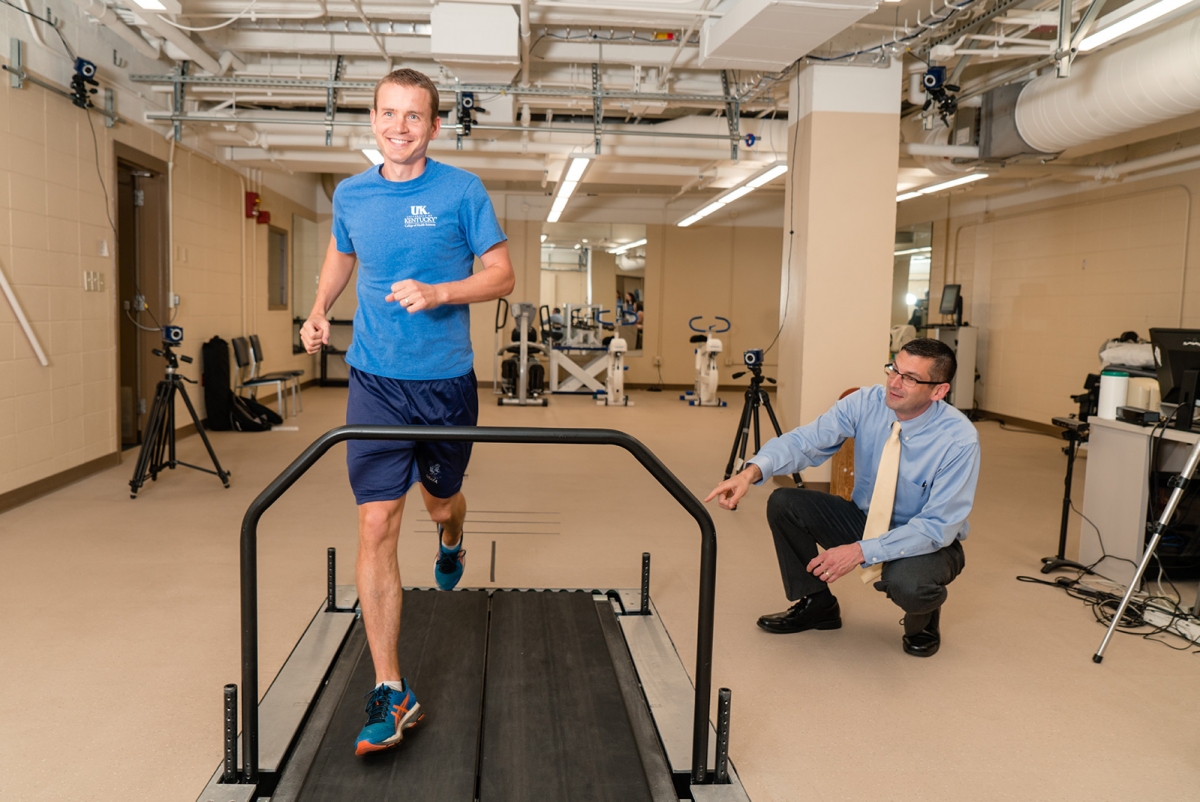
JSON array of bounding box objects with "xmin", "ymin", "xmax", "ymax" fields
[{"xmin": 221, "ymin": 425, "xmax": 726, "ymax": 793}]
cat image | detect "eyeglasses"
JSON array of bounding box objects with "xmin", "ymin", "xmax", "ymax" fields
[{"xmin": 884, "ymin": 363, "xmax": 944, "ymax": 388}]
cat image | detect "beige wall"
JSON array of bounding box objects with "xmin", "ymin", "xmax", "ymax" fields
[
  {"xmin": 900, "ymin": 171, "xmax": 1200, "ymax": 424},
  {"xmin": 0, "ymin": 74, "xmax": 316, "ymax": 498}
]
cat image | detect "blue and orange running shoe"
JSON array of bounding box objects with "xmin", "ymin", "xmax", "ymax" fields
[
  {"xmin": 435, "ymin": 525, "xmax": 466, "ymax": 591},
  {"xmin": 354, "ymin": 681, "xmax": 422, "ymax": 756}
]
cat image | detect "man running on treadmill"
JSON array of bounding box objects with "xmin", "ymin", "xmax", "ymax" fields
[{"xmin": 300, "ymin": 68, "xmax": 514, "ymax": 756}]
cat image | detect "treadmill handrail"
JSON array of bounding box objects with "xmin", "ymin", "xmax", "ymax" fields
[{"xmin": 238, "ymin": 425, "xmax": 718, "ymax": 786}]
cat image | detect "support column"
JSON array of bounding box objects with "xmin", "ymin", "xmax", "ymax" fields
[{"xmin": 775, "ymin": 61, "xmax": 901, "ymax": 482}]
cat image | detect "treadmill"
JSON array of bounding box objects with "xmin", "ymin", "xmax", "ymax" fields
[{"xmin": 197, "ymin": 426, "xmax": 750, "ymax": 801}]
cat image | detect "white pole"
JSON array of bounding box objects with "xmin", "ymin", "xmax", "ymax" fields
[{"xmin": 0, "ymin": 262, "xmax": 49, "ymax": 366}]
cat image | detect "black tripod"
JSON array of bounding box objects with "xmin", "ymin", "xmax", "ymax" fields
[
  {"xmin": 129, "ymin": 343, "xmax": 231, "ymax": 498},
  {"xmin": 1040, "ymin": 417, "xmax": 1095, "ymax": 575},
  {"xmin": 723, "ymin": 364, "xmax": 803, "ymax": 486}
]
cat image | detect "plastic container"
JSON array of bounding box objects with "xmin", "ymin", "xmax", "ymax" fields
[{"xmin": 1097, "ymin": 370, "xmax": 1129, "ymax": 420}]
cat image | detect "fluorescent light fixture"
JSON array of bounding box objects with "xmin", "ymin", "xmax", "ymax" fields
[
  {"xmin": 747, "ymin": 164, "xmax": 788, "ymax": 188},
  {"xmin": 677, "ymin": 162, "xmax": 787, "ymax": 227},
  {"xmin": 894, "ymin": 246, "xmax": 933, "ymax": 256},
  {"xmin": 609, "ymin": 238, "xmax": 647, "ymax": 255},
  {"xmin": 1080, "ymin": 0, "xmax": 1193, "ymax": 51},
  {"xmin": 127, "ymin": 0, "xmax": 182, "ymax": 12},
  {"xmin": 896, "ymin": 173, "xmax": 988, "ymax": 202},
  {"xmin": 564, "ymin": 158, "xmax": 589, "ymax": 182},
  {"xmin": 362, "ymin": 149, "xmax": 384, "ymax": 165},
  {"xmin": 540, "ymin": 234, "xmax": 548, "ymax": 243},
  {"xmin": 546, "ymin": 156, "xmax": 592, "ymax": 223}
]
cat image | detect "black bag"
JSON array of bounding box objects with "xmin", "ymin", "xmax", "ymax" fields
[
  {"xmin": 201, "ymin": 336, "xmax": 233, "ymax": 431},
  {"xmin": 231, "ymin": 395, "xmax": 274, "ymax": 432},
  {"xmin": 241, "ymin": 395, "xmax": 283, "ymax": 426}
]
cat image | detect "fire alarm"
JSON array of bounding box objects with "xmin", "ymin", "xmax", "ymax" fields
[
  {"xmin": 244, "ymin": 191, "xmax": 260, "ymax": 219},
  {"xmin": 256, "ymin": 210, "xmax": 271, "ymax": 225}
]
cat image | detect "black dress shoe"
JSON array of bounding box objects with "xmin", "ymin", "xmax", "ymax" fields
[
  {"xmin": 902, "ymin": 608, "xmax": 941, "ymax": 657},
  {"xmin": 757, "ymin": 595, "xmax": 841, "ymax": 634}
]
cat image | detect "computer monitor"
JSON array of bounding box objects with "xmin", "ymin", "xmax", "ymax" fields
[
  {"xmin": 1149, "ymin": 328, "xmax": 1200, "ymax": 406},
  {"xmin": 939, "ymin": 284, "xmax": 963, "ymax": 326}
]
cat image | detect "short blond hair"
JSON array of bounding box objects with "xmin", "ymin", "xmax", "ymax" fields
[{"xmin": 373, "ymin": 68, "xmax": 440, "ymax": 121}]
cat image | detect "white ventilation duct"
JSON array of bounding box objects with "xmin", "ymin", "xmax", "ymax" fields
[
  {"xmin": 700, "ymin": 0, "xmax": 879, "ymax": 70},
  {"xmin": 1015, "ymin": 14, "xmax": 1200, "ymax": 153},
  {"xmin": 430, "ymin": 2, "xmax": 520, "ymax": 84},
  {"xmin": 616, "ymin": 253, "xmax": 645, "ymax": 271}
]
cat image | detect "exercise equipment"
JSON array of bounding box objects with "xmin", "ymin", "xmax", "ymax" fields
[
  {"xmin": 680, "ymin": 316, "xmax": 729, "ymax": 408},
  {"xmin": 549, "ymin": 305, "xmax": 616, "ymax": 396},
  {"xmin": 196, "ymin": 426, "xmax": 750, "ymax": 801},
  {"xmin": 597, "ymin": 311, "xmax": 632, "ymax": 407},
  {"xmin": 495, "ymin": 300, "xmax": 549, "ymax": 407}
]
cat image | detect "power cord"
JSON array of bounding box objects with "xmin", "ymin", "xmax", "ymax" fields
[{"xmin": 762, "ymin": 80, "xmax": 801, "ymax": 357}]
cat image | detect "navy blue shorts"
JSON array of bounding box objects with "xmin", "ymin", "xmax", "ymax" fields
[{"xmin": 346, "ymin": 367, "xmax": 479, "ymax": 505}]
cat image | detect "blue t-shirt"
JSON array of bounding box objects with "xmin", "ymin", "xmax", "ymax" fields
[{"xmin": 332, "ymin": 159, "xmax": 507, "ymax": 380}]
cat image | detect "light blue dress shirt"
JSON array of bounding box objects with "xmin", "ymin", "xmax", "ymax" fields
[{"xmin": 747, "ymin": 384, "xmax": 981, "ymax": 566}]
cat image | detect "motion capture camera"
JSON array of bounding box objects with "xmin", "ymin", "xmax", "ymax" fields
[
  {"xmin": 922, "ymin": 66, "xmax": 946, "ymax": 91},
  {"xmin": 162, "ymin": 325, "xmax": 184, "ymax": 345},
  {"xmin": 457, "ymin": 92, "xmax": 475, "ymax": 136},
  {"xmin": 70, "ymin": 58, "xmax": 98, "ymax": 110},
  {"xmin": 920, "ymin": 65, "xmax": 960, "ymax": 127},
  {"xmin": 743, "ymin": 349, "xmax": 764, "ymax": 368}
]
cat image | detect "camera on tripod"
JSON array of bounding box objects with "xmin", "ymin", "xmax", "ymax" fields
[
  {"xmin": 743, "ymin": 349, "xmax": 764, "ymax": 369},
  {"xmin": 162, "ymin": 325, "xmax": 184, "ymax": 345}
]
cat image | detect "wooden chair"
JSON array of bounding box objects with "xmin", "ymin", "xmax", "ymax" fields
[{"xmin": 829, "ymin": 388, "xmax": 859, "ymax": 501}]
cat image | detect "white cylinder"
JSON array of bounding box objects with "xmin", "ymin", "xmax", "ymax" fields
[
  {"xmin": 1015, "ymin": 15, "xmax": 1200, "ymax": 153},
  {"xmin": 1097, "ymin": 370, "xmax": 1130, "ymax": 420}
]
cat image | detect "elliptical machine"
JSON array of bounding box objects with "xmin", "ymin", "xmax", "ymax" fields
[
  {"xmin": 496, "ymin": 299, "xmax": 549, "ymax": 406},
  {"xmin": 680, "ymin": 316, "xmax": 729, "ymax": 407}
]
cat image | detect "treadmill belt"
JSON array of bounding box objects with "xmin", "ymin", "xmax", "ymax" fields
[
  {"xmin": 293, "ymin": 590, "xmax": 656, "ymax": 801},
  {"xmin": 296, "ymin": 589, "xmax": 489, "ymax": 801},
  {"xmin": 478, "ymin": 591, "xmax": 654, "ymax": 802}
]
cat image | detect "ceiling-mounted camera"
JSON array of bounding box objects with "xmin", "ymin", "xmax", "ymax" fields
[
  {"xmin": 921, "ymin": 65, "xmax": 960, "ymax": 128},
  {"xmin": 70, "ymin": 58, "xmax": 98, "ymax": 109}
]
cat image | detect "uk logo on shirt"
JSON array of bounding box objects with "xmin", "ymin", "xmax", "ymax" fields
[{"xmin": 405, "ymin": 204, "xmax": 437, "ymax": 228}]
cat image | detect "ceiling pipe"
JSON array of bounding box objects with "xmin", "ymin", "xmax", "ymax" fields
[
  {"xmin": 138, "ymin": 13, "xmax": 225, "ymax": 75},
  {"xmin": 1077, "ymin": 142, "xmax": 1200, "ymax": 180},
  {"xmin": 903, "ymin": 143, "xmax": 980, "ymax": 158},
  {"xmin": 73, "ymin": 0, "xmax": 161, "ymax": 60},
  {"xmin": 1015, "ymin": 13, "xmax": 1200, "ymax": 153},
  {"xmin": 519, "ymin": 0, "xmax": 532, "ymax": 86}
]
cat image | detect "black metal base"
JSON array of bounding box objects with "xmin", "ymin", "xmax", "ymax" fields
[{"xmin": 129, "ymin": 376, "xmax": 231, "ymax": 498}]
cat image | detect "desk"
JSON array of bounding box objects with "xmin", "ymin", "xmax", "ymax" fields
[{"xmin": 1079, "ymin": 416, "xmax": 1200, "ymax": 585}]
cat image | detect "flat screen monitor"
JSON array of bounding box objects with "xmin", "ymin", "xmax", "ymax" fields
[
  {"xmin": 1149, "ymin": 328, "xmax": 1200, "ymax": 405},
  {"xmin": 939, "ymin": 284, "xmax": 962, "ymax": 315}
]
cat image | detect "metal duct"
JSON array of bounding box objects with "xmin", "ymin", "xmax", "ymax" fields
[{"xmin": 1015, "ymin": 14, "xmax": 1200, "ymax": 153}]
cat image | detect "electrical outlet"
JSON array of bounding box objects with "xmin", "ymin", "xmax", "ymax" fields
[{"xmin": 653, "ymin": 356, "xmax": 662, "ymax": 366}]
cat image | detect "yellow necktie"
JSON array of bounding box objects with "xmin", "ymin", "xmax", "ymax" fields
[{"xmin": 860, "ymin": 420, "xmax": 901, "ymax": 584}]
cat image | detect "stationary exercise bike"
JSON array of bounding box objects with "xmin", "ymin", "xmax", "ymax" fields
[
  {"xmin": 595, "ymin": 309, "xmax": 632, "ymax": 407},
  {"xmin": 680, "ymin": 316, "xmax": 729, "ymax": 407}
]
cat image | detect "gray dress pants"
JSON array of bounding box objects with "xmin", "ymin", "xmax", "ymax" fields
[{"xmin": 766, "ymin": 487, "xmax": 965, "ymax": 624}]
